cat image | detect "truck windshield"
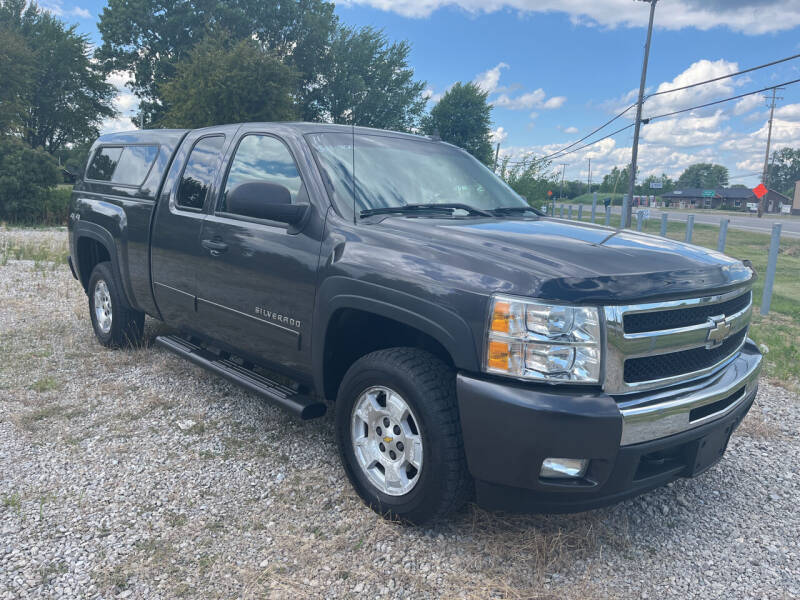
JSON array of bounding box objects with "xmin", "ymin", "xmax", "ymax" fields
[{"xmin": 306, "ymin": 132, "xmax": 535, "ymax": 220}]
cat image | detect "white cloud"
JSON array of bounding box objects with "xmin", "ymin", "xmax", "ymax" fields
[
  {"xmin": 423, "ymin": 87, "xmax": 444, "ymax": 103},
  {"xmin": 733, "ymin": 94, "xmax": 763, "ymax": 116},
  {"xmin": 100, "ymin": 116, "xmax": 136, "ymax": 135},
  {"xmin": 543, "ymin": 96, "xmax": 567, "ymax": 109},
  {"xmin": 490, "ymin": 126, "xmax": 508, "ymax": 144},
  {"xmin": 70, "ymin": 7, "xmax": 91, "ymax": 19},
  {"xmin": 338, "ymin": 0, "xmax": 800, "ymax": 34},
  {"xmin": 37, "ymin": 1, "xmax": 91, "ymax": 19},
  {"xmin": 474, "ymin": 63, "xmax": 509, "ymax": 94},
  {"xmin": 564, "ymin": 126, "xmax": 579, "ymax": 134},
  {"xmin": 775, "ymin": 103, "xmax": 800, "ymax": 120}
]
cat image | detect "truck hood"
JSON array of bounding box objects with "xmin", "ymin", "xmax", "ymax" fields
[{"xmin": 372, "ymin": 216, "xmax": 755, "ymax": 303}]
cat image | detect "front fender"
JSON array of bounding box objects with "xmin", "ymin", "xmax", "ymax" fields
[{"xmin": 312, "ymin": 276, "xmax": 481, "ymax": 393}]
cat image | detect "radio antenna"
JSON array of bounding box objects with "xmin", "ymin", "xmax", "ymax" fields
[{"xmin": 351, "ymin": 115, "xmax": 357, "ymax": 225}]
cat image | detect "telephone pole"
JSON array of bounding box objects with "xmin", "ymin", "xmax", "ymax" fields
[
  {"xmin": 560, "ymin": 163, "xmax": 567, "ymax": 200},
  {"xmin": 586, "ymin": 158, "xmax": 592, "ymax": 194},
  {"xmin": 493, "ymin": 143, "xmax": 501, "ymax": 172},
  {"xmin": 627, "ymin": 0, "xmax": 658, "ymax": 227},
  {"xmin": 759, "ymin": 87, "xmax": 783, "ymax": 216}
]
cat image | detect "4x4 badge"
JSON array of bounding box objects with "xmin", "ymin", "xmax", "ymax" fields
[{"xmin": 705, "ymin": 315, "xmax": 732, "ymax": 349}]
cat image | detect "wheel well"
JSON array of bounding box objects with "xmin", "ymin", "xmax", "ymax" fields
[
  {"xmin": 323, "ymin": 308, "xmax": 454, "ymax": 402},
  {"xmin": 76, "ymin": 237, "xmax": 111, "ymax": 291}
]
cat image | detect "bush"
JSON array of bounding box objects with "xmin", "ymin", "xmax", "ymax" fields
[{"xmin": 0, "ymin": 137, "xmax": 62, "ymax": 224}]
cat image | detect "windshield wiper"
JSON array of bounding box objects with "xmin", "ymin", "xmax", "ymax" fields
[
  {"xmin": 360, "ymin": 203, "xmax": 493, "ymax": 218},
  {"xmin": 488, "ymin": 206, "xmax": 544, "ymax": 217}
]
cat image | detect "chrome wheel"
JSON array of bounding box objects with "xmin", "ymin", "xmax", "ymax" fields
[
  {"xmin": 93, "ymin": 279, "xmax": 113, "ymax": 334},
  {"xmin": 350, "ymin": 386, "xmax": 423, "ymax": 496}
]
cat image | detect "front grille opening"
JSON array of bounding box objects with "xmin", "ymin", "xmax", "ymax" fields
[
  {"xmin": 690, "ymin": 387, "xmax": 745, "ymax": 422},
  {"xmin": 623, "ymin": 291, "xmax": 751, "ymax": 334},
  {"xmin": 623, "ymin": 328, "xmax": 747, "ymax": 383}
]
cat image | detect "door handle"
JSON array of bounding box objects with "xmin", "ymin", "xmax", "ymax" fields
[{"xmin": 201, "ymin": 239, "xmax": 228, "ymax": 256}]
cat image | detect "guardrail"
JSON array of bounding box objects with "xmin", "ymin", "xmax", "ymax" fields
[{"xmin": 547, "ymin": 193, "xmax": 784, "ymax": 316}]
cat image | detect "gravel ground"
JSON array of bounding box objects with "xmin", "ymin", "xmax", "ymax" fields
[{"xmin": 1, "ymin": 227, "xmax": 799, "ymax": 600}]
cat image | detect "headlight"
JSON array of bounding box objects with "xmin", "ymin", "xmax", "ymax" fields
[{"xmin": 485, "ymin": 295, "xmax": 601, "ymax": 383}]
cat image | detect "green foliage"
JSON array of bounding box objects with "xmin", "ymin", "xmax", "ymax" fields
[
  {"xmin": 159, "ymin": 33, "xmax": 298, "ymax": 128},
  {"xmin": 96, "ymin": 0, "xmax": 336, "ymax": 124},
  {"xmin": 423, "ymin": 82, "xmax": 494, "ymax": 165},
  {"xmin": 304, "ymin": 25, "xmax": 427, "ymax": 131},
  {"xmin": 0, "ymin": 0, "xmax": 116, "ymax": 153},
  {"xmin": 0, "ymin": 26, "xmax": 34, "ymax": 133},
  {"xmin": 0, "ymin": 137, "xmax": 63, "ymax": 224},
  {"xmin": 498, "ymin": 155, "xmax": 555, "ymax": 203},
  {"xmin": 677, "ymin": 163, "xmax": 729, "ymax": 189},
  {"xmin": 767, "ymin": 147, "xmax": 800, "ymax": 197},
  {"xmin": 54, "ymin": 142, "xmax": 93, "ymax": 181},
  {"xmin": 598, "ymin": 166, "xmax": 630, "ymax": 194}
]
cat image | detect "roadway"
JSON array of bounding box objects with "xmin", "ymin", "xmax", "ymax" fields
[{"xmin": 608, "ymin": 206, "xmax": 800, "ymax": 239}]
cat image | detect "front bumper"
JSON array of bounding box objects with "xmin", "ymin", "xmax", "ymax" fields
[{"xmin": 457, "ymin": 340, "xmax": 762, "ymax": 513}]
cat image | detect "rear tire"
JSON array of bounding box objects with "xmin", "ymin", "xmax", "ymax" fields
[
  {"xmin": 335, "ymin": 348, "xmax": 472, "ymax": 524},
  {"xmin": 88, "ymin": 262, "xmax": 144, "ymax": 348}
]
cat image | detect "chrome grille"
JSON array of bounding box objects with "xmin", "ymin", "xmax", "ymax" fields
[{"xmin": 603, "ymin": 287, "xmax": 753, "ymax": 395}]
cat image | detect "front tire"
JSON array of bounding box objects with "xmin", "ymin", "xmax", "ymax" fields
[
  {"xmin": 335, "ymin": 348, "xmax": 472, "ymax": 524},
  {"xmin": 88, "ymin": 262, "xmax": 144, "ymax": 348}
]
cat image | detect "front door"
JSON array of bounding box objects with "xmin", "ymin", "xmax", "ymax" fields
[{"xmin": 195, "ymin": 130, "xmax": 325, "ymax": 378}]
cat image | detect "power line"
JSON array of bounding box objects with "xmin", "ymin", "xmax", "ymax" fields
[
  {"xmin": 549, "ymin": 78, "xmax": 800, "ymax": 161},
  {"xmin": 539, "ymin": 103, "xmax": 637, "ymax": 160},
  {"xmin": 648, "ymin": 53, "xmax": 800, "ymax": 99},
  {"xmin": 502, "ymin": 74, "xmax": 800, "ymax": 167},
  {"xmin": 645, "ymin": 78, "xmax": 800, "ymax": 121}
]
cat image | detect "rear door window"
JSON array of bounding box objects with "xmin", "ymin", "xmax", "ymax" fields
[
  {"xmin": 112, "ymin": 145, "xmax": 159, "ymax": 186},
  {"xmin": 86, "ymin": 147, "xmax": 123, "ymax": 181},
  {"xmin": 176, "ymin": 136, "xmax": 226, "ymax": 210}
]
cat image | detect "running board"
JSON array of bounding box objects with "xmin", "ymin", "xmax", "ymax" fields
[{"xmin": 155, "ymin": 335, "xmax": 326, "ymax": 420}]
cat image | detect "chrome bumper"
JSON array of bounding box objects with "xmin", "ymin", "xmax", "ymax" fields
[{"xmin": 617, "ymin": 340, "xmax": 762, "ymax": 446}]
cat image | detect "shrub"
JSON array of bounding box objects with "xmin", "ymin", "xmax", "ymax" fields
[{"xmin": 0, "ymin": 137, "xmax": 62, "ymax": 224}]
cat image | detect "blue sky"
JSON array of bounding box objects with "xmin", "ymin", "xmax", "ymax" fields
[{"xmin": 44, "ymin": 0, "xmax": 800, "ymax": 187}]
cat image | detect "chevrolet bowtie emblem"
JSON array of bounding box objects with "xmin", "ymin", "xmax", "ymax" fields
[
  {"xmin": 383, "ymin": 436, "xmax": 393, "ymax": 443},
  {"xmin": 705, "ymin": 315, "xmax": 732, "ymax": 349}
]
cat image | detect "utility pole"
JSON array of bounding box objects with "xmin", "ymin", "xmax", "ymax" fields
[
  {"xmin": 587, "ymin": 158, "xmax": 592, "ymax": 194},
  {"xmin": 560, "ymin": 163, "xmax": 567, "ymax": 200},
  {"xmin": 493, "ymin": 143, "xmax": 501, "ymax": 172},
  {"xmin": 760, "ymin": 86, "xmax": 783, "ymax": 216},
  {"xmin": 627, "ymin": 0, "xmax": 658, "ymax": 228}
]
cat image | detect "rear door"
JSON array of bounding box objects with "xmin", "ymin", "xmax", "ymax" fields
[
  {"xmin": 195, "ymin": 127, "xmax": 326, "ymax": 377},
  {"xmin": 151, "ymin": 126, "xmax": 237, "ymax": 330}
]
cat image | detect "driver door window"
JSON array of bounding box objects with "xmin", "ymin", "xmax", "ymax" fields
[{"xmin": 219, "ymin": 135, "xmax": 305, "ymax": 215}]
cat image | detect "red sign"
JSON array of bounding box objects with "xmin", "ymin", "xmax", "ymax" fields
[
  {"xmin": 753, "ymin": 183, "xmax": 768, "ymax": 199},
  {"xmin": 547, "ymin": 190, "xmax": 553, "ymax": 196}
]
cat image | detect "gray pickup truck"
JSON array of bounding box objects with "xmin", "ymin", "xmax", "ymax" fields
[{"xmin": 68, "ymin": 122, "xmax": 762, "ymax": 523}]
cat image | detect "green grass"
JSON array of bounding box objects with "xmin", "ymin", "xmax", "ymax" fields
[{"xmin": 555, "ymin": 209, "xmax": 800, "ymax": 388}]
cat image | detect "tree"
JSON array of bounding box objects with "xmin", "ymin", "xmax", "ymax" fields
[
  {"xmin": 0, "ymin": 1, "xmax": 115, "ymax": 152},
  {"xmin": 598, "ymin": 166, "xmax": 630, "ymax": 194},
  {"xmin": 303, "ymin": 25, "xmax": 427, "ymax": 131},
  {"xmin": 423, "ymin": 82, "xmax": 494, "ymax": 165},
  {"xmin": 0, "ymin": 136, "xmax": 60, "ymax": 222},
  {"xmin": 158, "ymin": 33, "xmax": 298, "ymax": 128},
  {"xmin": 767, "ymin": 147, "xmax": 800, "ymax": 197},
  {"xmin": 96, "ymin": 0, "xmax": 336, "ymax": 124},
  {"xmin": 0, "ymin": 0, "xmax": 116, "ymax": 153},
  {"xmin": 639, "ymin": 173, "xmax": 674, "ymax": 195},
  {"xmin": 677, "ymin": 163, "xmax": 729, "ymax": 189},
  {"xmin": 498, "ymin": 155, "xmax": 554, "ymax": 204},
  {"xmin": 0, "ymin": 26, "xmax": 34, "ymax": 134}
]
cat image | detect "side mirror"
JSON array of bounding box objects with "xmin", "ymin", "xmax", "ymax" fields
[{"xmin": 226, "ymin": 182, "xmax": 308, "ymax": 225}]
